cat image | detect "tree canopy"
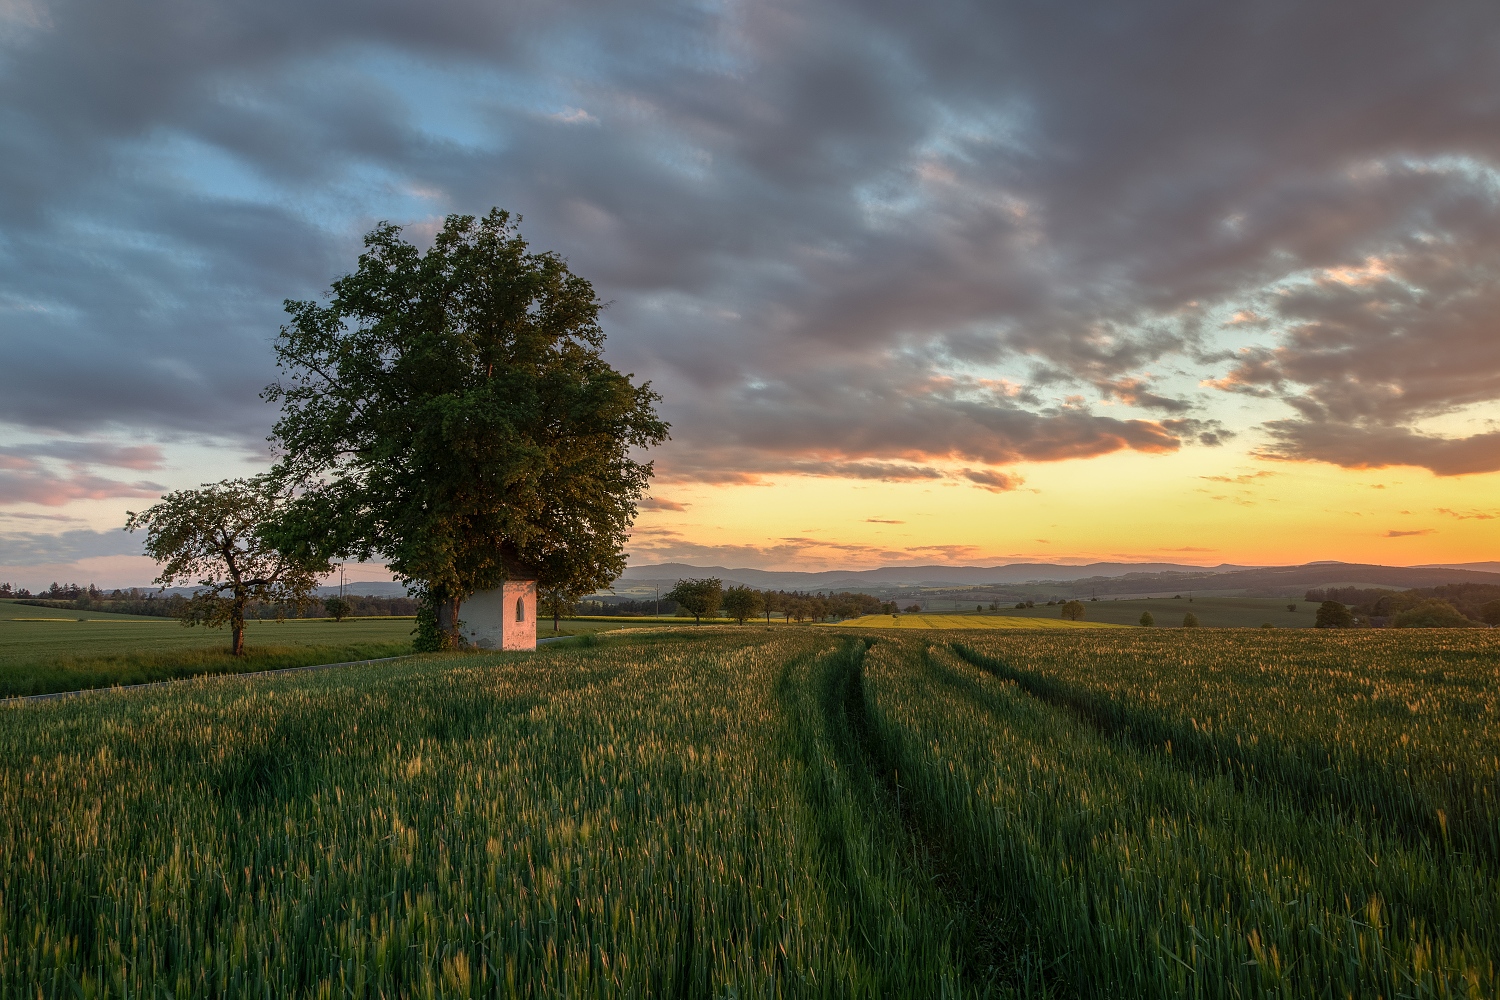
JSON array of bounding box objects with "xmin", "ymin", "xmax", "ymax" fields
[
  {"xmin": 665, "ymin": 578, "xmax": 722, "ymax": 625},
  {"xmin": 265, "ymin": 210, "xmax": 668, "ymax": 643},
  {"xmin": 1391, "ymin": 599, "xmax": 1477, "ymax": 628},
  {"xmin": 125, "ymin": 477, "xmax": 326, "ymax": 655},
  {"xmin": 721, "ymin": 585, "xmax": 763, "ymax": 624},
  {"xmin": 1314, "ymin": 601, "xmax": 1354, "ymax": 628}
]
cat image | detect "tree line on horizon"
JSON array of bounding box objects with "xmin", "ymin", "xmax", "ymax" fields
[
  {"xmin": 1307, "ymin": 583, "xmax": 1500, "ymax": 628},
  {"xmin": 0, "ymin": 583, "xmax": 417, "ymax": 620},
  {"xmin": 661, "ymin": 578, "xmax": 892, "ymax": 625}
]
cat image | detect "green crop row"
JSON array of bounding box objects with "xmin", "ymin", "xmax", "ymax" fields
[{"xmin": 858, "ymin": 635, "xmax": 1497, "ymax": 996}]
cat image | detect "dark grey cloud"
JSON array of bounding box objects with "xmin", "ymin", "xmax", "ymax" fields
[
  {"xmin": 3, "ymin": 0, "xmax": 1500, "ymax": 482},
  {"xmin": 0, "ymin": 527, "xmax": 142, "ymax": 564}
]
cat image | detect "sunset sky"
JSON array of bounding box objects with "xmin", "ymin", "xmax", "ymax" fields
[{"xmin": 3, "ymin": 1, "xmax": 1500, "ymax": 586}]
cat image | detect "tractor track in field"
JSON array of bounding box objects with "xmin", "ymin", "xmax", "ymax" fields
[
  {"xmin": 946, "ymin": 640, "xmax": 1483, "ymax": 862},
  {"xmin": 785, "ymin": 637, "xmax": 1040, "ymax": 995}
]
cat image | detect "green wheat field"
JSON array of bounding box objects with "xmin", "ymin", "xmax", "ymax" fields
[
  {"xmin": 0, "ymin": 600, "xmax": 417, "ymax": 697},
  {"xmin": 1, "ymin": 626, "xmax": 1495, "ymax": 997}
]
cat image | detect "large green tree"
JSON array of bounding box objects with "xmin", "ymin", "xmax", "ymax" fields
[
  {"xmin": 125, "ymin": 477, "xmax": 327, "ymax": 656},
  {"xmin": 265, "ymin": 210, "xmax": 668, "ymax": 646}
]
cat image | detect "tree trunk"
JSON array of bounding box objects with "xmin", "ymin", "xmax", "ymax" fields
[
  {"xmin": 434, "ymin": 590, "xmax": 464, "ymax": 649},
  {"xmin": 447, "ymin": 595, "xmax": 462, "ymax": 647},
  {"xmin": 230, "ymin": 600, "xmax": 246, "ymax": 657},
  {"xmin": 553, "ymin": 608, "xmax": 560, "ymax": 632}
]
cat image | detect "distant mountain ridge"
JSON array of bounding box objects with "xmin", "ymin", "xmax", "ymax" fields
[
  {"xmin": 621, "ymin": 561, "xmax": 1246, "ymax": 589},
  {"xmin": 618, "ymin": 560, "xmax": 1500, "ymax": 596}
]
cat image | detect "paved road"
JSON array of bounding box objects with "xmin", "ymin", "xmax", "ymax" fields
[{"xmin": 3, "ymin": 634, "xmax": 575, "ymax": 706}]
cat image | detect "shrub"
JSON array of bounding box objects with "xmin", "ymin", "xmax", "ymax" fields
[
  {"xmin": 1182, "ymin": 612, "xmax": 1199, "ymax": 628},
  {"xmin": 1139, "ymin": 612, "xmax": 1154, "ymax": 627}
]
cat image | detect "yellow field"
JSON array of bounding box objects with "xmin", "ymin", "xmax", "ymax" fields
[{"xmin": 829, "ymin": 613, "xmax": 1131, "ymax": 629}]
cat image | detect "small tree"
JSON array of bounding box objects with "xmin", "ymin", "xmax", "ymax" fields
[
  {"xmin": 1060, "ymin": 600, "xmax": 1085, "ymax": 621},
  {"xmin": 1139, "ymin": 611, "xmax": 1154, "ymax": 627},
  {"xmin": 665, "ymin": 578, "xmax": 722, "ymax": 625},
  {"xmin": 722, "ymin": 585, "xmax": 762, "ymax": 624},
  {"xmin": 541, "ymin": 587, "xmax": 580, "ymax": 633},
  {"xmin": 763, "ymin": 590, "xmax": 783, "ymax": 624},
  {"xmin": 324, "ymin": 596, "xmax": 352, "ymax": 622},
  {"xmin": 125, "ymin": 477, "xmax": 327, "ymax": 656},
  {"xmin": 1182, "ymin": 612, "xmax": 1199, "ymax": 628},
  {"xmin": 1287, "ymin": 604, "xmax": 1297, "ymax": 612},
  {"xmin": 1315, "ymin": 601, "xmax": 1354, "ymax": 628},
  {"xmin": 905, "ymin": 604, "xmax": 922, "ymax": 613}
]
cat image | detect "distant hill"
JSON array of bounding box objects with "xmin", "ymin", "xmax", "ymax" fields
[
  {"xmin": 1052, "ymin": 563, "xmax": 1500, "ymax": 599},
  {"xmin": 1417, "ymin": 561, "xmax": 1500, "ymax": 574},
  {"xmin": 618, "ymin": 561, "xmax": 1248, "ymax": 590},
  {"xmin": 614, "ymin": 560, "xmax": 1500, "ymax": 597}
]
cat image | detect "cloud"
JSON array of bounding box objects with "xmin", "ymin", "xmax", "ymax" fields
[
  {"xmin": 1257, "ymin": 425, "xmax": 1500, "ymax": 477},
  {"xmin": 2, "ymin": 0, "xmax": 1500, "ymax": 490},
  {"xmin": 638, "ymin": 497, "xmax": 689, "ymax": 511},
  {"xmin": 1199, "ymin": 471, "xmax": 1277, "ymax": 484},
  {"xmin": 962, "ymin": 468, "xmax": 1024, "ymax": 493},
  {"xmin": 1093, "ymin": 376, "xmax": 1192, "ymax": 413},
  {"xmin": 0, "ymin": 510, "xmax": 86, "ymax": 522},
  {"xmin": 864, "ymin": 518, "xmax": 904, "ymax": 524},
  {"xmin": 627, "ymin": 525, "xmax": 989, "ymax": 570},
  {"xmin": 1385, "ymin": 528, "xmax": 1436, "ymax": 538},
  {"xmin": 1436, "ymin": 507, "xmax": 1498, "ymax": 520},
  {"xmin": 0, "ymin": 528, "xmax": 143, "ymax": 564},
  {"xmin": 0, "ymin": 441, "xmax": 165, "ymax": 470},
  {"xmin": 0, "ymin": 469, "xmax": 165, "ymax": 506}
]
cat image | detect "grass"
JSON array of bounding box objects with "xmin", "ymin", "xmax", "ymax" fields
[
  {"xmin": 0, "ymin": 606, "xmax": 417, "ymax": 696},
  {"xmin": 1, "ymin": 627, "xmax": 1494, "ymax": 996},
  {"xmin": 0, "ymin": 600, "xmax": 163, "ymax": 622},
  {"xmin": 530, "ymin": 615, "xmax": 748, "ymax": 637},
  {"xmin": 832, "ymin": 613, "xmax": 1129, "ymax": 629}
]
